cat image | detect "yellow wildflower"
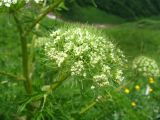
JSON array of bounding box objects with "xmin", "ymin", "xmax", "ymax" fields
[
  {"xmin": 149, "ymin": 88, "xmax": 153, "ymax": 92},
  {"xmin": 131, "ymin": 101, "xmax": 136, "ymax": 107},
  {"xmin": 135, "ymin": 85, "xmax": 140, "ymax": 91},
  {"xmin": 149, "ymin": 77, "xmax": 155, "ymax": 84},
  {"xmin": 124, "ymin": 88, "xmax": 130, "ymax": 94}
]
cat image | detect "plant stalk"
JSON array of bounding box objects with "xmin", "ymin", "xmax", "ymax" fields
[
  {"xmin": 21, "ymin": 35, "xmax": 32, "ymax": 94},
  {"xmin": 13, "ymin": 13, "xmax": 32, "ymax": 94},
  {"xmin": 0, "ymin": 71, "xmax": 25, "ymax": 80}
]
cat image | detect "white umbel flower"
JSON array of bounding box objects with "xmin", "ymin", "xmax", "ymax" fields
[
  {"xmin": 36, "ymin": 27, "xmax": 126, "ymax": 89},
  {"xmin": 0, "ymin": 0, "xmax": 43, "ymax": 7},
  {"xmin": 132, "ymin": 56, "xmax": 159, "ymax": 77},
  {"xmin": 71, "ymin": 61, "xmax": 84, "ymax": 76}
]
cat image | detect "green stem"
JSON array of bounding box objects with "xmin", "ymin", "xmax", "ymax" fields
[
  {"xmin": 13, "ymin": 14, "xmax": 32, "ymax": 94},
  {"xmin": 47, "ymin": 72, "xmax": 69, "ymax": 94},
  {"xmin": 79, "ymin": 101, "xmax": 97, "ymax": 115},
  {"xmin": 0, "ymin": 71, "xmax": 25, "ymax": 81},
  {"xmin": 21, "ymin": 36, "xmax": 32, "ymax": 94},
  {"xmin": 28, "ymin": 24, "xmax": 40, "ymax": 80},
  {"xmin": 12, "ymin": 0, "xmax": 63, "ymax": 93}
]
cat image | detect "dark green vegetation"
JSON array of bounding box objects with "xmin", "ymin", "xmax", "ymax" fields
[
  {"xmin": 69, "ymin": 0, "xmax": 160, "ymax": 19},
  {"xmin": 105, "ymin": 21, "xmax": 160, "ymax": 65},
  {"xmin": 61, "ymin": 2, "xmax": 125, "ymax": 24}
]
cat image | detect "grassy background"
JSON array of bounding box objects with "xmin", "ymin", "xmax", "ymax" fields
[{"xmin": 104, "ymin": 22, "xmax": 160, "ymax": 64}]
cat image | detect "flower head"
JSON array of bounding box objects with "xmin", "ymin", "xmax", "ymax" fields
[
  {"xmin": 149, "ymin": 77, "xmax": 155, "ymax": 84},
  {"xmin": 132, "ymin": 56, "xmax": 159, "ymax": 77},
  {"xmin": 149, "ymin": 88, "xmax": 153, "ymax": 92},
  {"xmin": 135, "ymin": 85, "xmax": 140, "ymax": 91},
  {"xmin": 36, "ymin": 27, "xmax": 127, "ymax": 94},
  {"xmin": 124, "ymin": 88, "xmax": 130, "ymax": 94},
  {"xmin": 131, "ymin": 101, "xmax": 136, "ymax": 107},
  {"xmin": 0, "ymin": 0, "xmax": 43, "ymax": 7}
]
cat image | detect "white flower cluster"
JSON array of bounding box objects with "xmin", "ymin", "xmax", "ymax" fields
[
  {"xmin": 71, "ymin": 61, "xmax": 84, "ymax": 76},
  {"xmin": 46, "ymin": 47, "xmax": 68, "ymax": 67},
  {"xmin": 36, "ymin": 27, "xmax": 126, "ymax": 88},
  {"xmin": 93, "ymin": 74, "xmax": 109, "ymax": 88},
  {"xmin": 0, "ymin": 0, "xmax": 43, "ymax": 7},
  {"xmin": 132, "ymin": 56, "xmax": 159, "ymax": 77}
]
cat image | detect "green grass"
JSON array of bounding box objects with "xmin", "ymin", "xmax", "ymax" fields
[
  {"xmin": 0, "ymin": 14, "xmax": 21, "ymax": 73},
  {"xmin": 103, "ymin": 20, "xmax": 160, "ymax": 66}
]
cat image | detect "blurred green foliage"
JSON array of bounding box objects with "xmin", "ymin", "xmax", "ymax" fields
[
  {"xmin": 64, "ymin": 0, "xmax": 160, "ymax": 20},
  {"xmin": 61, "ymin": 2, "xmax": 125, "ymax": 24}
]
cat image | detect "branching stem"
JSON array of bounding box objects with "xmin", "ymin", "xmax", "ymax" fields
[
  {"xmin": 23, "ymin": 0, "xmax": 63, "ymax": 37},
  {"xmin": 0, "ymin": 71, "xmax": 25, "ymax": 81},
  {"xmin": 12, "ymin": 0, "xmax": 63, "ymax": 95}
]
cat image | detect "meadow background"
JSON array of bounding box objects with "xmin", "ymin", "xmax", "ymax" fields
[{"xmin": 0, "ymin": 0, "xmax": 160, "ymax": 120}]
